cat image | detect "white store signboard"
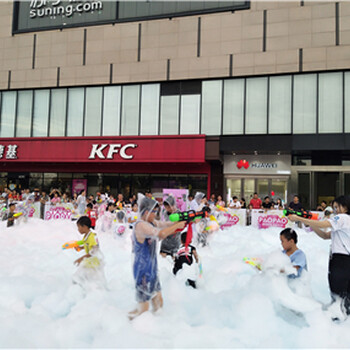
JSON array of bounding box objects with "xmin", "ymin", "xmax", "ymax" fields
[{"xmin": 224, "ymin": 155, "xmax": 292, "ymax": 175}]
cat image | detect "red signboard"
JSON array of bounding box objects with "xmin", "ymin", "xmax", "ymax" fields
[{"xmin": 0, "ymin": 135, "xmax": 206, "ymax": 163}]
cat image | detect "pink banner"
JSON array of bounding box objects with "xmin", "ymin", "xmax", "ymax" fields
[
  {"xmin": 257, "ymin": 215, "xmax": 288, "ymax": 229},
  {"xmin": 163, "ymin": 189, "xmax": 189, "ymax": 212},
  {"xmin": 72, "ymin": 179, "xmax": 87, "ymax": 196},
  {"xmin": 220, "ymin": 213, "xmax": 240, "ymax": 228},
  {"xmin": 45, "ymin": 206, "xmax": 72, "ymax": 220}
]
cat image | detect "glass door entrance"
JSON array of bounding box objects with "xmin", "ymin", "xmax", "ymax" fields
[{"xmin": 226, "ymin": 177, "xmax": 288, "ymax": 205}]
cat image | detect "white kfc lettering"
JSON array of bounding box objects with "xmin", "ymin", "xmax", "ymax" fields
[
  {"xmin": 89, "ymin": 144, "xmax": 108, "ymax": 159},
  {"xmin": 89, "ymin": 144, "xmax": 137, "ymax": 160},
  {"xmin": 106, "ymin": 144, "xmax": 122, "ymax": 159},
  {"xmin": 120, "ymin": 144, "xmax": 137, "ymax": 159}
]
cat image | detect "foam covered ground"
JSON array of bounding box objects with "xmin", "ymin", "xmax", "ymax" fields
[{"xmin": 1, "ymin": 218, "xmax": 350, "ymax": 348}]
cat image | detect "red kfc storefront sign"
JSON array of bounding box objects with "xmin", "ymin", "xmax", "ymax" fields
[
  {"xmin": 0, "ymin": 135, "xmax": 205, "ymax": 163},
  {"xmin": 0, "ymin": 135, "xmax": 211, "ymax": 193}
]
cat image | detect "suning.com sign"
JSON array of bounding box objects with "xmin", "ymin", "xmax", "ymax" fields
[{"xmin": 13, "ymin": 0, "xmax": 116, "ymax": 33}]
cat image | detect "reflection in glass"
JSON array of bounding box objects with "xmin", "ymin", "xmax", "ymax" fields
[
  {"xmin": 269, "ymin": 76, "xmax": 291, "ymax": 134},
  {"xmin": 140, "ymin": 84, "xmax": 160, "ymax": 135},
  {"xmin": 32, "ymin": 90, "xmax": 50, "ymax": 137},
  {"xmin": 246, "ymin": 77, "xmax": 267, "ymax": 134},
  {"xmin": 180, "ymin": 95, "xmax": 200, "ymax": 134},
  {"xmin": 223, "ymin": 79, "xmax": 244, "ymax": 135},
  {"xmin": 121, "ymin": 85, "xmax": 140, "ymax": 136},
  {"xmin": 0, "ymin": 91, "xmax": 16, "ymax": 137},
  {"xmin": 67, "ymin": 88, "xmax": 84, "ymax": 136},
  {"xmin": 103, "ymin": 86, "xmax": 121, "ymax": 136},
  {"xmin": 16, "ymin": 90, "xmax": 33, "ymax": 137},
  {"xmin": 201, "ymin": 80, "xmax": 222, "ymax": 135},
  {"xmin": 49, "ymin": 89, "xmax": 67, "ymax": 137},
  {"xmin": 319, "ymin": 72, "xmax": 342, "ymax": 133},
  {"xmin": 85, "ymin": 87, "xmax": 102, "ymax": 136},
  {"xmin": 160, "ymin": 96, "xmax": 179, "ymax": 135},
  {"xmin": 293, "ymin": 74, "xmax": 316, "ymax": 134}
]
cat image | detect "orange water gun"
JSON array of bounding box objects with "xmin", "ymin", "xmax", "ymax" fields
[
  {"xmin": 216, "ymin": 205, "xmax": 228, "ymax": 213},
  {"xmin": 62, "ymin": 240, "xmax": 84, "ymax": 251}
]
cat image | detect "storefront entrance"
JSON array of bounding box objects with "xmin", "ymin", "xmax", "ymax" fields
[
  {"xmin": 226, "ymin": 177, "xmax": 289, "ymax": 204},
  {"xmin": 297, "ymin": 170, "xmax": 342, "ymax": 209}
]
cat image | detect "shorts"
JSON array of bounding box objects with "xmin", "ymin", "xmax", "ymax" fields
[{"xmin": 135, "ymin": 276, "xmax": 161, "ymax": 303}]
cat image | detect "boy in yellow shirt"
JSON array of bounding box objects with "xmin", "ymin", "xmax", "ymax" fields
[{"xmin": 73, "ymin": 216, "xmax": 106, "ymax": 289}]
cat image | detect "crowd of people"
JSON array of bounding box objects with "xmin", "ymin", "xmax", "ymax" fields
[{"xmin": 2, "ymin": 185, "xmax": 349, "ymax": 321}]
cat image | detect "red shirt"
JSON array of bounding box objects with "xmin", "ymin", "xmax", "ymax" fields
[
  {"xmin": 249, "ymin": 198, "xmax": 262, "ymax": 209},
  {"xmin": 87, "ymin": 210, "xmax": 97, "ymax": 227}
]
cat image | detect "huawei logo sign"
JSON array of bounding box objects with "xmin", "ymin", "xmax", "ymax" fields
[{"xmin": 237, "ymin": 159, "xmax": 249, "ymax": 169}]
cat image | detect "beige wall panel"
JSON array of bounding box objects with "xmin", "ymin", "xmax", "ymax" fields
[
  {"xmin": 302, "ymin": 47, "xmax": 326, "ymax": 62},
  {"xmin": 0, "ymin": 71, "xmax": 8, "ymax": 89},
  {"xmin": 276, "ymin": 63, "xmax": 298, "ymax": 73},
  {"xmin": 311, "ymin": 3, "xmax": 335, "ymax": 19},
  {"xmin": 288, "ymin": 6, "xmax": 312, "ymax": 21},
  {"xmin": 311, "ymin": 32, "xmax": 335, "ymax": 47}
]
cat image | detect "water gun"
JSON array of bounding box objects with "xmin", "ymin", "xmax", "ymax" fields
[
  {"xmin": 62, "ymin": 239, "xmax": 84, "ymax": 251},
  {"xmin": 169, "ymin": 207, "xmax": 210, "ymax": 223},
  {"xmin": 13, "ymin": 212, "xmax": 23, "ymax": 218},
  {"xmin": 243, "ymin": 257, "xmax": 262, "ymax": 271},
  {"xmin": 216, "ymin": 205, "xmax": 228, "ymax": 213},
  {"xmin": 283, "ymin": 209, "xmax": 319, "ymax": 220}
]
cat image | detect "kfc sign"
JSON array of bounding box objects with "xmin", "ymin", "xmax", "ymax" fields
[{"xmin": 88, "ymin": 143, "xmax": 137, "ymax": 160}]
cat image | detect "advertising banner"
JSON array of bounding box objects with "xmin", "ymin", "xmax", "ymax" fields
[
  {"xmin": 72, "ymin": 179, "xmax": 87, "ymax": 196},
  {"xmin": 220, "ymin": 209, "xmax": 246, "ymax": 228},
  {"xmin": 251, "ymin": 210, "xmax": 293, "ymax": 229},
  {"xmin": 163, "ymin": 189, "xmax": 189, "ymax": 212},
  {"xmin": 44, "ymin": 203, "xmax": 75, "ymax": 220}
]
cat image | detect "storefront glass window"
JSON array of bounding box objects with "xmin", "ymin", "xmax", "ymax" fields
[
  {"xmin": 87, "ymin": 174, "xmax": 103, "ymax": 196},
  {"xmin": 271, "ymin": 179, "xmax": 287, "ymax": 204},
  {"xmin": 223, "ymin": 79, "xmax": 244, "ymax": 135},
  {"xmin": 29, "ymin": 173, "xmax": 43, "ymax": 190},
  {"xmin": 345, "ymin": 173, "xmax": 350, "ymax": 195},
  {"xmin": 319, "ymin": 72, "xmax": 342, "ymax": 133},
  {"xmin": 180, "ymin": 95, "xmax": 200, "ymax": 135},
  {"xmin": 16, "ymin": 90, "xmax": 33, "ymax": 137},
  {"xmin": 103, "ymin": 174, "xmax": 119, "ymax": 195},
  {"xmin": 103, "ymin": 86, "xmax": 121, "ymax": 136},
  {"xmin": 0, "ymin": 91, "xmax": 16, "ymax": 138},
  {"xmin": 345, "ymin": 73, "xmax": 350, "ymax": 133},
  {"xmin": 85, "ymin": 87, "xmax": 102, "ymax": 136},
  {"xmin": 49, "ymin": 89, "xmax": 67, "ymax": 137},
  {"xmin": 57, "ymin": 173, "xmax": 73, "ymax": 195},
  {"xmin": 243, "ymin": 179, "xmax": 255, "ymax": 202},
  {"xmin": 132, "ymin": 175, "xmax": 151, "ymax": 196},
  {"xmin": 201, "ymin": 80, "xmax": 222, "ymax": 136},
  {"xmin": 151, "ymin": 175, "xmax": 169, "ymax": 197},
  {"xmin": 257, "ymin": 179, "xmax": 269, "ymax": 199},
  {"xmin": 293, "ymin": 74, "xmax": 317, "ymax": 134},
  {"xmin": 298, "ymin": 172, "xmax": 310, "ymax": 210},
  {"xmin": 160, "ymin": 96, "xmax": 179, "ymax": 135},
  {"xmin": 140, "ymin": 84, "xmax": 160, "ymax": 135},
  {"xmin": 169, "ymin": 175, "xmax": 188, "ymax": 189},
  {"xmin": 32, "ymin": 90, "xmax": 50, "ymax": 137},
  {"xmin": 245, "ymin": 77, "xmax": 267, "ymax": 134},
  {"xmin": 67, "ymin": 88, "xmax": 84, "ymax": 137},
  {"xmin": 226, "ymin": 178, "xmax": 241, "ymax": 200},
  {"xmin": 43, "ymin": 173, "xmax": 58, "ymax": 191},
  {"xmin": 188, "ymin": 175, "xmax": 207, "ymax": 195},
  {"xmin": 269, "ymin": 76, "xmax": 291, "ymax": 134},
  {"xmin": 121, "ymin": 85, "xmax": 140, "ymax": 136}
]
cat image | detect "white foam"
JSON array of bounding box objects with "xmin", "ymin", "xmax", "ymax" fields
[{"xmin": 0, "ymin": 218, "xmax": 349, "ymax": 348}]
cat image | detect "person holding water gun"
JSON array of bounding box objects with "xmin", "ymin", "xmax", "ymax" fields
[
  {"xmin": 71, "ymin": 216, "xmax": 106, "ymax": 288},
  {"xmin": 160, "ymin": 195, "xmax": 182, "ymax": 258},
  {"xmin": 288, "ymin": 195, "xmax": 350, "ymax": 321},
  {"xmin": 128, "ymin": 195, "xmax": 186, "ymax": 320}
]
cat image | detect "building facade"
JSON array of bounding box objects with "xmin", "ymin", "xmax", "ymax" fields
[{"xmin": 0, "ymin": 0, "xmax": 350, "ymax": 207}]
